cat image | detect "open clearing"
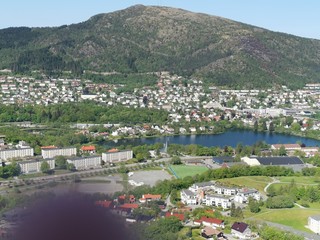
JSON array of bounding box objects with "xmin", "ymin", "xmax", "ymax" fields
[
  {"xmin": 218, "ymin": 176, "xmax": 272, "ymax": 193},
  {"xmin": 252, "ymin": 208, "xmax": 320, "ymax": 232},
  {"xmin": 169, "ymin": 165, "xmax": 208, "ymax": 179},
  {"xmin": 129, "ymin": 170, "xmax": 173, "ymax": 187}
]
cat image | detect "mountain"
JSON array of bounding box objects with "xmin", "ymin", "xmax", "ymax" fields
[{"xmin": 1, "ymin": 5, "xmax": 320, "ymax": 88}]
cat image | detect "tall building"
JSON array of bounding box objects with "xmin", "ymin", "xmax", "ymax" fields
[
  {"xmin": 18, "ymin": 159, "xmax": 55, "ymax": 174},
  {"xmin": 102, "ymin": 149, "xmax": 133, "ymax": 163},
  {"xmin": 41, "ymin": 147, "xmax": 77, "ymax": 159},
  {"xmin": 0, "ymin": 147, "xmax": 34, "ymax": 161},
  {"xmin": 67, "ymin": 156, "xmax": 101, "ymax": 170}
]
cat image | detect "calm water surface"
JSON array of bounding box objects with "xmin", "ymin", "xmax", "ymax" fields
[{"xmin": 104, "ymin": 130, "xmax": 320, "ymax": 148}]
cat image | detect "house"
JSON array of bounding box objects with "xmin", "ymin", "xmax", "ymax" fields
[
  {"xmin": 231, "ymin": 222, "xmax": 251, "ymax": 239},
  {"xmin": 180, "ymin": 189, "xmax": 197, "ymax": 205},
  {"xmin": 165, "ymin": 212, "xmax": 185, "ymax": 221},
  {"xmin": 139, "ymin": 194, "xmax": 161, "ymax": 203},
  {"xmin": 308, "ymin": 215, "xmax": 320, "ymax": 234},
  {"xmin": 194, "ymin": 216, "xmax": 225, "ymax": 229},
  {"xmin": 201, "ymin": 226, "xmax": 224, "ymax": 239},
  {"xmin": 80, "ymin": 145, "xmax": 96, "ymax": 155},
  {"xmin": 95, "ymin": 200, "xmax": 114, "ymax": 209},
  {"xmin": 117, "ymin": 194, "xmax": 135, "ymax": 204}
]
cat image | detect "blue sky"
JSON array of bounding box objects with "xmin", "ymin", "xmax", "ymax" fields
[{"xmin": 0, "ymin": 0, "xmax": 319, "ymax": 39}]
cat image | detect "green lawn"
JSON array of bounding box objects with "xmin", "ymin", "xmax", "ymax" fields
[
  {"xmin": 218, "ymin": 176, "xmax": 272, "ymax": 193},
  {"xmin": 169, "ymin": 165, "xmax": 208, "ymax": 179},
  {"xmin": 252, "ymin": 208, "xmax": 320, "ymax": 232}
]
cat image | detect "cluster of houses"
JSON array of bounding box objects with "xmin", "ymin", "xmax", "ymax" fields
[
  {"xmin": 95, "ymin": 190, "xmax": 257, "ymax": 239},
  {"xmin": 2, "ymin": 74, "xmax": 320, "ymax": 135},
  {"xmin": 180, "ymin": 181, "xmax": 261, "ymax": 209},
  {"xmin": 0, "ymin": 138, "xmax": 133, "ymax": 174}
]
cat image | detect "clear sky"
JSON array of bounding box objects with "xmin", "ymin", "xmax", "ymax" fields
[{"xmin": 0, "ymin": 0, "xmax": 319, "ymax": 39}]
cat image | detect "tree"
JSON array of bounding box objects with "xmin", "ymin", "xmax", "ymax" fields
[
  {"xmin": 269, "ymin": 122, "xmax": 274, "ymax": 132},
  {"xmin": 40, "ymin": 161, "xmax": 51, "ymax": 174},
  {"xmin": 253, "ymin": 121, "xmax": 258, "ymax": 132},
  {"xmin": 279, "ymin": 146, "xmax": 287, "ymax": 156},
  {"xmin": 55, "ymin": 156, "xmax": 67, "ymax": 169},
  {"xmin": 170, "ymin": 156, "xmax": 182, "ymax": 165},
  {"xmin": 248, "ymin": 197, "xmax": 260, "ymax": 213},
  {"xmin": 66, "ymin": 163, "xmax": 76, "ymax": 172}
]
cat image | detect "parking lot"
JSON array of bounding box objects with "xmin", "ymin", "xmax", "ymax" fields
[{"xmin": 129, "ymin": 170, "xmax": 173, "ymax": 187}]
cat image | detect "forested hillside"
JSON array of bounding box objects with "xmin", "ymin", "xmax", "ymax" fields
[{"xmin": 1, "ymin": 5, "xmax": 320, "ymax": 88}]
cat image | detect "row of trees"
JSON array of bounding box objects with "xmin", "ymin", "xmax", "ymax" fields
[{"xmin": 0, "ymin": 103, "xmax": 169, "ymax": 124}]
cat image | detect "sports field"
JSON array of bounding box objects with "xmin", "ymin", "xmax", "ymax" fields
[{"xmin": 169, "ymin": 165, "xmax": 208, "ymax": 179}]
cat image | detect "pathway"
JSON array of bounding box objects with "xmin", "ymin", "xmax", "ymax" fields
[{"xmin": 264, "ymin": 177, "xmax": 279, "ymax": 193}]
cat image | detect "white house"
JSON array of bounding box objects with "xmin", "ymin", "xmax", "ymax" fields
[
  {"xmin": 308, "ymin": 215, "xmax": 320, "ymax": 234},
  {"xmin": 231, "ymin": 222, "xmax": 251, "ymax": 239},
  {"xmin": 180, "ymin": 189, "xmax": 197, "ymax": 205},
  {"xmin": 214, "ymin": 185, "xmax": 237, "ymax": 196}
]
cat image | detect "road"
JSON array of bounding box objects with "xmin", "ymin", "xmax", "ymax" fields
[{"xmin": 0, "ymin": 156, "xmax": 208, "ymax": 187}]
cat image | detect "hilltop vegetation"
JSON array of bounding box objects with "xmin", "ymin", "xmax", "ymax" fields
[{"xmin": 1, "ymin": 5, "xmax": 320, "ymax": 88}]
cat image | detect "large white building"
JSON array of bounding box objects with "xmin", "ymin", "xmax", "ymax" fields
[
  {"xmin": 308, "ymin": 215, "xmax": 320, "ymax": 234},
  {"xmin": 18, "ymin": 159, "xmax": 55, "ymax": 174},
  {"xmin": 41, "ymin": 147, "xmax": 77, "ymax": 159},
  {"xmin": 102, "ymin": 149, "xmax": 133, "ymax": 163},
  {"xmin": 180, "ymin": 189, "xmax": 197, "ymax": 205},
  {"xmin": 204, "ymin": 194, "xmax": 233, "ymax": 209},
  {"xmin": 67, "ymin": 156, "xmax": 101, "ymax": 170},
  {"xmin": 234, "ymin": 188, "xmax": 261, "ymax": 204},
  {"xmin": 0, "ymin": 147, "xmax": 34, "ymax": 161}
]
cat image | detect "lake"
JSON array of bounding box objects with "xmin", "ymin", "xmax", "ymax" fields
[{"xmin": 104, "ymin": 130, "xmax": 320, "ymax": 148}]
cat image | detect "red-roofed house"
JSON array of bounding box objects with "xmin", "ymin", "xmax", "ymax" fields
[
  {"xmin": 139, "ymin": 194, "xmax": 161, "ymax": 203},
  {"xmin": 81, "ymin": 145, "xmax": 96, "ymax": 154},
  {"xmin": 120, "ymin": 203, "xmax": 139, "ymax": 210},
  {"xmin": 95, "ymin": 200, "xmax": 113, "ymax": 209},
  {"xmin": 165, "ymin": 212, "xmax": 185, "ymax": 221},
  {"xmin": 194, "ymin": 216, "xmax": 225, "ymax": 229},
  {"xmin": 118, "ymin": 194, "xmax": 135, "ymax": 204}
]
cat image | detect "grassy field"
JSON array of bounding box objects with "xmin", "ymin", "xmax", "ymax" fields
[
  {"xmin": 218, "ymin": 176, "xmax": 272, "ymax": 193},
  {"xmin": 169, "ymin": 165, "xmax": 208, "ymax": 179},
  {"xmin": 277, "ymin": 176, "xmax": 320, "ymax": 185},
  {"xmin": 252, "ymin": 208, "xmax": 320, "ymax": 232}
]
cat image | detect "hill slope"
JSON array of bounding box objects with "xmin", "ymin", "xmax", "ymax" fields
[{"xmin": 1, "ymin": 5, "xmax": 320, "ymax": 88}]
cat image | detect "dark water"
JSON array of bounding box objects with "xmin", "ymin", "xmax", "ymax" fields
[{"xmin": 104, "ymin": 130, "xmax": 320, "ymax": 148}]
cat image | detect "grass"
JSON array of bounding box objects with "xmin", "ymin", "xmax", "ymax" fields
[
  {"xmin": 277, "ymin": 176, "xmax": 320, "ymax": 185},
  {"xmin": 169, "ymin": 165, "xmax": 208, "ymax": 179},
  {"xmin": 252, "ymin": 208, "xmax": 320, "ymax": 232},
  {"xmin": 218, "ymin": 176, "xmax": 272, "ymax": 193}
]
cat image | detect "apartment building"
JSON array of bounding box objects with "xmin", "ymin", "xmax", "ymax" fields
[
  {"xmin": 102, "ymin": 149, "xmax": 133, "ymax": 163},
  {"xmin": 66, "ymin": 155, "xmax": 101, "ymax": 170},
  {"xmin": 41, "ymin": 147, "xmax": 76, "ymax": 159}
]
